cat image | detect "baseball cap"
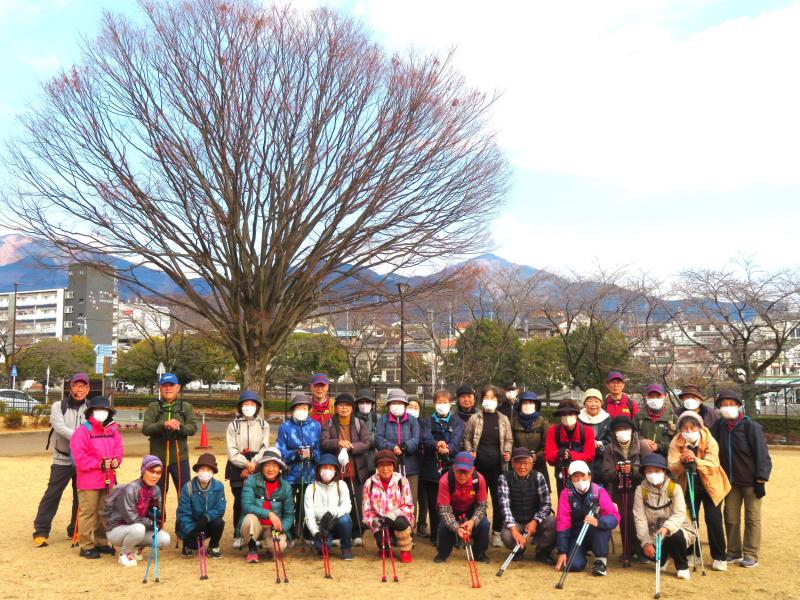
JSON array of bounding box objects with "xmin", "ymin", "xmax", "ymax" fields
[
  {"xmin": 310, "ymin": 373, "xmax": 330, "ymax": 385},
  {"xmin": 70, "ymin": 372, "xmax": 90, "ymax": 385},
  {"xmin": 607, "ymin": 371, "xmax": 625, "ymax": 383},
  {"xmin": 644, "ymin": 383, "xmax": 665, "ymax": 396},
  {"xmin": 453, "ymin": 451, "xmax": 475, "ymax": 471},
  {"xmin": 159, "ymin": 373, "xmax": 179, "ymax": 385},
  {"xmin": 568, "ymin": 460, "xmax": 591, "ymax": 476}
]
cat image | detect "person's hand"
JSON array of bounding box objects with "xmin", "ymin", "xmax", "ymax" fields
[
  {"xmin": 657, "ymin": 527, "xmax": 668, "ymax": 538},
  {"xmin": 462, "ymin": 519, "xmax": 475, "ymax": 535},
  {"xmin": 338, "ymin": 440, "xmax": 352, "ymax": 449},
  {"xmin": 102, "ymin": 458, "xmax": 113, "ymax": 470},
  {"xmin": 457, "ymin": 525, "xmax": 470, "ymax": 541},
  {"xmin": 555, "ymin": 553, "xmax": 567, "ymax": 571},
  {"xmin": 436, "ymin": 441, "xmax": 448, "ymax": 454},
  {"xmin": 246, "ymin": 461, "xmax": 256, "ymax": 472},
  {"xmin": 400, "ymin": 443, "xmax": 409, "ymax": 454},
  {"xmin": 559, "ymin": 449, "xmax": 571, "ymax": 462},
  {"xmin": 595, "ymin": 440, "xmax": 604, "ymax": 448},
  {"xmin": 511, "ymin": 527, "xmax": 527, "ymax": 548},
  {"xmin": 622, "ymin": 463, "xmax": 631, "ymax": 474},
  {"xmin": 470, "ymin": 451, "xmax": 477, "ymax": 458},
  {"xmin": 681, "ymin": 448, "xmax": 695, "ymax": 463},
  {"xmin": 299, "ymin": 447, "xmax": 311, "ymax": 460},
  {"xmin": 110, "ymin": 458, "xmax": 120, "ymax": 469},
  {"xmin": 643, "ymin": 543, "xmax": 656, "ymax": 559},
  {"xmin": 644, "ymin": 440, "xmax": 657, "ymax": 452},
  {"xmin": 525, "ymin": 520, "xmax": 538, "ymax": 538},
  {"xmin": 371, "ymin": 517, "xmax": 384, "ymax": 530},
  {"xmin": 393, "ymin": 445, "xmax": 403, "ymax": 456},
  {"xmin": 502, "ymin": 451, "xmax": 511, "ymax": 462},
  {"xmin": 754, "ymin": 481, "xmax": 766, "ymax": 498},
  {"xmin": 165, "ymin": 419, "xmax": 181, "ymax": 430},
  {"xmin": 269, "ymin": 512, "xmax": 282, "ymax": 531},
  {"xmin": 583, "ymin": 514, "xmax": 598, "ymax": 527}
]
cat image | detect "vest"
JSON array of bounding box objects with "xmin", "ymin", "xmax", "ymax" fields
[{"xmin": 507, "ymin": 473, "xmax": 540, "ymax": 524}]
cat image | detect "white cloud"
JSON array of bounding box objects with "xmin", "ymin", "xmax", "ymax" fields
[{"xmin": 23, "ymin": 54, "xmax": 61, "ymax": 73}]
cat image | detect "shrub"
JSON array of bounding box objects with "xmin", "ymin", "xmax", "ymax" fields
[{"xmin": 5, "ymin": 410, "xmax": 24, "ymax": 429}]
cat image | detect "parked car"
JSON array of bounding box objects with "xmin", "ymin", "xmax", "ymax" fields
[
  {"xmin": 0, "ymin": 389, "xmax": 42, "ymax": 414},
  {"xmin": 210, "ymin": 380, "xmax": 241, "ymax": 391}
]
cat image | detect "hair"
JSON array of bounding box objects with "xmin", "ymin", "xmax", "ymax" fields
[
  {"xmin": 480, "ymin": 384, "xmax": 502, "ymax": 401},
  {"xmin": 433, "ymin": 389, "xmax": 452, "ymax": 403},
  {"xmin": 316, "ymin": 462, "xmax": 341, "ymax": 483}
]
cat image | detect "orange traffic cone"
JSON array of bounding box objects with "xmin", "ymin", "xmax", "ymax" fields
[{"xmin": 195, "ymin": 413, "xmax": 212, "ymax": 449}]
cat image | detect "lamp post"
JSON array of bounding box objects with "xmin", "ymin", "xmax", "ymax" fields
[
  {"xmin": 396, "ymin": 282, "xmax": 410, "ymax": 390},
  {"xmin": 10, "ymin": 282, "xmax": 18, "ymax": 389}
]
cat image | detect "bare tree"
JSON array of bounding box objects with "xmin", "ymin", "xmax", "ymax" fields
[{"xmin": 2, "ymin": 0, "xmax": 509, "ymax": 392}]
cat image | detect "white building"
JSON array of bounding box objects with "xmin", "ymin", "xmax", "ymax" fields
[
  {"xmin": 0, "ymin": 288, "xmax": 65, "ymax": 350},
  {"xmin": 115, "ymin": 300, "xmax": 171, "ymax": 351}
]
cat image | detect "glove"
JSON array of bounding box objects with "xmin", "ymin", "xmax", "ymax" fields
[
  {"xmin": 559, "ymin": 449, "xmax": 570, "ymax": 462},
  {"xmin": 320, "ymin": 512, "xmax": 335, "ymax": 535},
  {"xmin": 314, "ymin": 532, "xmax": 322, "ymax": 542},
  {"xmin": 371, "ymin": 517, "xmax": 384, "ymax": 530},
  {"xmin": 399, "ymin": 443, "xmax": 409, "ymax": 454},
  {"xmin": 338, "ymin": 447, "xmax": 349, "ymax": 467},
  {"xmin": 197, "ymin": 515, "xmax": 209, "ymax": 530},
  {"xmin": 754, "ymin": 482, "xmax": 766, "ymax": 498},
  {"xmin": 151, "ymin": 507, "xmax": 162, "ymax": 524},
  {"xmin": 383, "ymin": 516, "xmax": 396, "ymax": 530}
]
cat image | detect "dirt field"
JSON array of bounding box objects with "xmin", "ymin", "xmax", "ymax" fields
[{"xmin": 2, "ymin": 433, "xmax": 797, "ymax": 600}]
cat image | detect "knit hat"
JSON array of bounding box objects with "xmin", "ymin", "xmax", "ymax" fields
[
  {"xmin": 610, "ymin": 415, "xmax": 634, "ymax": 431},
  {"xmin": 582, "ymin": 388, "xmax": 603, "ymax": 403},
  {"xmin": 335, "ymin": 392, "xmax": 355, "ymax": 406},
  {"xmin": 257, "ymin": 447, "xmax": 287, "ymax": 470},
  {"xmin": 715, "ymin": 388, "xmax": 742, "ymax": 408},
  {"xmin": 639, "ymin": 453, "xmax": 668, "ymax": 473},
  {"xmin": 553, "ymin": 399, "xmax": 581, "ymax": 417},
  {"xmin": 192, "ymin": 453, "xmax": 219, "ymax": 474},
  {"xmin": 141, "ymin": 455, "xmax": 163, "ymax": 473},
  {"xmin": 375, "ymin": 449, "xmax": 398, "ymax": 468},
  {"xmin": 676, "ymin": 410, "xmax": 704, "ymax": 429}
]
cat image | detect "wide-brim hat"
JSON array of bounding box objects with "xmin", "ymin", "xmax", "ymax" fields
[
  {"xmin": 257, "ymin": 447, "xmax": 287, "ymax": 470},
  {"xmin": 290, "ymin": 393, "xmax": 312, "ymax": 409},
  {"xmin": 715, "ymin": 388, "xmax": 742, "ymax": 408},
  {"xmin": 237, "ymin": 390, "xmax": 262, "ymax": 411},
  {"xmin": 193, "ymin": 452, "xmax": 219, "ymax": 473},
  {"xmin": 386, "ymin": 388, "xmax": 408, "ymax": 404},
  {"xmin": 355, "ymin": 389, "xmax": 375, "ymax": 402},
  {"xmin": 553, "ymin": 399, "xmax": 581, "ymax": 417},
  {"xmin": 678, "ymin": 384, "xmax": 704, "ymax": 401},
  {"xmin": 375, "ymin": 449, "xmax": 398, "ymax": 468},
  {"xmin": 335, "ymin": 392, "xmax": 355, "ymax": 406},
  {"xmin": 639, "ymin": 453, "xmax": 668, "ymax": 473},
  {"xmin": 317, "ymin": 453, "xmax": 339, "ymax": 468}
]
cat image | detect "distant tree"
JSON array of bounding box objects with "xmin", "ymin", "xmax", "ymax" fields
[
  {"xmin": 16, "ymin": 336, "xmax": 96, "ymax": 385},
  {"xmin": 268, "ymin": 333, "xmax": 348, "ymax": 387},
  {"xmin": 566, "ymin": 324, "xmax": 630, "ymax": 390},
  {"xmin": 518, "ymin": 336, "xmax": 570, "ymax": 401},
  {"xmin": 445, "ymin": 318, "xmax": 520, "ymax": 386}
]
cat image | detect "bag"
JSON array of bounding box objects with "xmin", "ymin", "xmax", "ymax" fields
[
  {"xmin": 45, "ymin": 399, "xmax": 69, "ymax": 451},
  {"xmin": 641, "ymin": 480, "xmax": 676, "ymax": 510}
]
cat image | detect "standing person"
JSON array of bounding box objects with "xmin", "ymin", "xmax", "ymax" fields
[
  {"xmin": 497, "ymin": 448, "xmax": 556, "ymax": 563},
  {"xmin": 32, "ymin": 372, "xmax": 88, "ymax": 547},
  {"xmin": 710, "ymin": 389, "xmax": 772, "ymax": 568},
  {"xmin": 635, "ymin": 383, "xmax": 676, "ymax": 457},
  {"xmin": 225, "ymin": 390, "xmax": 270, "ymax": 549},
  {"xmin": 604, "ymin": 371, "xmax": 639, "ymax": 419},
  {"xmin": 405, "ymin": 398, "xmax": 427, "ymax": 536},
  {"xmin": 362, "ymin": 449, "xmax": 415, "ymax": 563},
  {"xmin": 554, "ymin": 460, "xmax": 620, "ymax": 576},
  {"xmin": 578, "ymin": 389, "xmax": 611, "ymax": 479},
  {"xmin": 375, "ymin": 389, "xmax": 421, "ymax": 517},
  {"xmin": 354, "ymin": 388, "xmax": 378, "ymax": 476},
  {"xmin": 141, "ymin": 373, "xmax": 197, "ymax": 508},
  {"xmin": 677, "ymin": 384, "xmax": 718, "ymax": 428},
  {"xmin": 544, "ymin": 400, "xmax": 596, "ymax": 495},
  {"xmin": 462, "ymin": 384, "xmax": 513, "ymax": 548},
  {"xmin": 510, "ymin": 390, "xmax": 550, "ymax": 490},
  {"xmin": 304, "ymin": 454, "xmax": 354, "ymax": 560},
  {"xmin": 105, "ymin": 456, "xmax": 172, "ymax": 567},
  {"xmin": 320, "ymin": 392, "xmax": 370, "ymax": 547},
  {"xmin": 276, "ymin": 394, "xmax": 321, "ymax": 542},
  {"xmin": 633, "ymin": 454, "xmax": 695, "ymax": 580},
  {"xmin": 420, "ymin": 389, "xmax": 464, "ymax": 546},
  {"xmin": 455, "ymin": 385, "xmax": 478, "ymax": 424},
  {"xmin": 69, "ymin": 395, "xmax": 123, "ymax": 558},
  {"xmin": 176, "ymin": 453, "xmax": 226, "ymax": 558},
  {"xmin": 499, "ymin": 382, "xmax": 518, "ymax": 420},
  {"xmin": 600, "ymin": 415, "xmax": 651, "ymax": 563},
  {"xmin": 309, "ymin": 373, "xmax": 335, "ymax": 427},
  {"xmin": 668, "ymin": 411, "xmax": 730, "ymax": 571},
  {"xmin": 433, "ymin": 451, "xmax": 490, "ymax": 563}
]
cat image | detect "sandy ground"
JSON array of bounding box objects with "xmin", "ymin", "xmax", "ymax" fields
[{"xmin": 1, "ymin": 433, "xmax": 798, "ymax": 600}]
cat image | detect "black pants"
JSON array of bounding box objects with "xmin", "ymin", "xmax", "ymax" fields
[
  {"xmin": 611, "ymin": 486, "xmax": 640, "ymax": 558},
  {"xmin": 658, "ymin": 530, "xmax": 689, "ymax": 570},
  {"xmin": 157, "ymin": 459, "xmax": 191, "ymax": 503},
  {"xmin": 417, "ymin": 482, "xmax": 429, "ymax": 532},
  {"xmin": 342, "ymin": 477, "xmax": 365, "ymax": 539},
  {"xmin": 33, "ymin": 463, "xmax": 79, "ymax": 538},
  {"xmin": 184, "ymin": 517, "xmax": 225, "ymax": 549},
  {"xmin": 686, "ymin": 486, "xmax": 726, "ymax": 561},
  {"xmin": 292, "ymin": 484, "xmax": 310, "ymax": 540},
  {"xmin": 230, "ymin": 485, "xmax": 243, "ymax": 537},
  {"xmin": 421, "ymin": 479, "xmax": 441, "ymax": 541},
  {"xmin": 476, "ymin": 462, "xmax": 503, "ymax": 533}
]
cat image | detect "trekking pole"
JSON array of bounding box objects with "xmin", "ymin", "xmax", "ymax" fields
[
  {"xmin": 685, "ymin": 465, "xmax": 707, "ymax": 576},
  {"xmin": 383, "ymin": 528, "xmax": 399, "ymax": 582},
  {"xmin": 273, "ymin": 530, "xmax": 289, "ymax": 583},
  {"xmin": 321, "ymin": 535, "xmax": 333, "ymax": 579},
  {"xmin": 71, "ymin": 506, "xmax": 81, "ymax": 548},
  {"xmin": 380, "ymin": 526, "xmax": 388, "ymax": 582},
  {"xmin": 162, "ymin": 439, "xmax": 171, "ymax": 529},
  {"xmin": 198, "ymin": 531, "xmax": 208, "ymax": 579},
  {"xmin": 143, "ymin": 507, "xmax": 160, "ymax": 583},
  {"xmin": 555, "ymin": 503, "xmax": 598, "ymax": 590},
  {"xmin": 174, "ymin": 439, "xmax": 182, "ymax": 548},
  {"xmin": 497, "ymin": 531, "xmax": 528, "ymax": 577},
  {"xmin": 463, "ymin": 533, "xmax": 481, "ymax": 589},
  {"xmin": 654, "ymin": 532, "xmax": 662, "ymax": 599},
  {"xmin": 297, "ymin": 456, "xmax": 307, "ymax": 552},
  {"xmin": 618, "ymin": 462, "xmax": 630, "ymax": 568},
  {"xmin": 345, "ymin": 461, "xmax": 366, "ymax": 550}
]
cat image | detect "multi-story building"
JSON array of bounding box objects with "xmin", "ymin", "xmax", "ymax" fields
[
  {"xmin": 62, "ymin": 263, "xmax": 116, "ymax": 345},
  {"xmin": 0, "ymin": 288, "xmax": 65, "ymax": 347},
  {"xmin": 116, "ymin": 300, "xmax": 171, "ymax": 351}
]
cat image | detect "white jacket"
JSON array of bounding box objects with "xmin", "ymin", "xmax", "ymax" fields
[
  {"xmin": 226, "ymin": 417, "xmax": 270, "ymax": 469},
  {"xmin": 303, "ymin": 480, "xmax": 351, "ymax": 536}
]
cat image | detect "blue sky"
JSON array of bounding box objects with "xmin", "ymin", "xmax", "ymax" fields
[{"xmin": 1, "ymin": 0, "xmax": 798, "ymax": 279}]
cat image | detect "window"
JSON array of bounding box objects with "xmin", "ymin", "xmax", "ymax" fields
[
  {"xmin": 64, "ymin": 321, "xmax": 73, "ymax": 328},
  {"xmin": 65, "ymin": 291, "xmax": 74, "ymax": 299},
  {"xmin": 64, "ymin": 306, "xmax": 73, "ymax": 314}
]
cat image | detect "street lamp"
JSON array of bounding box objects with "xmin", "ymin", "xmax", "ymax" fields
[
  {"xmin": 10, "ymin": 282, "xmax": 18, "ymax": 389},
  {"xmin": 396, "ymin": 282, "xmax": 410, "ymax": 390}
]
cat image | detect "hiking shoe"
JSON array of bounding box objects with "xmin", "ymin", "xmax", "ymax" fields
[
  {"xmin": 676, "ymin": 569, "xmax": 690, "ymax": 580},
  {"xmin": 536, "ymin": 550, "xmax": 555, "ymax": 565},
  {"xmin": 246, "ymin": 551, "xmax": 259, "ymax": 563},
  {"xmin": 133, "ymin": 547, "xmax": 145, "ymax": 561},
  {"xmin": 181, "ymin": 546, "xmax": 194, "ymax": 557},
  {"xmin": 400, "ymin": 551, "xmax": 412, "ymax": 563},
  {"xmin": 342, "ymin": 548, "xmax": 354, "ymax": 561},
  {"xmin": 33, "ymin": 536, "xmax": 48, "ymax": 548},
  {"xmin": 417, "ymin": 525, "xmax": 429, "ymax": 538},
  {"xmin": 726, "ymin": 554, "xmax": 743, "ymax": 563},
  {"xmin": 712, "ymin": 559, "xmax": 727, "ymax": 571},
  {"xmin": 208, "ymin": 547, "xmax": 222, "ymax": 559},
  {"xmin": 353, "ymin": 537, "xmax": 363, "ymax": 547},
  {"xmin": 331, "ymin": 538, "xmax": 341, "ymax": 547},
  {"xmin": 96, "ymin": 545, "xmax": 115, "ymax": 555},
  {"xmin": 118, "ymin": 552, "xmax": 137, "ymax": 567},
  {"xmin": 492, "ymin": 531, "xmax": 503, "ymax": 547},
  {"xmin": 475, "ymin": 553, "xmax": 491, "ymax": 564},
  {"xmin": 232, "ymin": 537, "xmax": 243, "ymax": 550},
  {"xmin": 740, "ymin": 558, "xmax": 759, "ymax": 568},
  {"xmin": 591, "ymin": 560, "xmax": 608, "ymax": 576},
  {"xmin": 79, "ymin": 548, "xmax": 101, "ymax": 559},
  {"xmin": 433, "ymin": 554, "xmax": 447, "ymax": 563}
]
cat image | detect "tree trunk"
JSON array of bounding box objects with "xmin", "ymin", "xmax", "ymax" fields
[
  {"xmin": 241, "ymin": 358, "xmax": 270, "ymax": 396},
  {"xmin": 742, "ymin": 381, "xmax": 758, "ymax": 416}
]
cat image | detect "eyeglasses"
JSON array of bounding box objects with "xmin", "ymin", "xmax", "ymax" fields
[
  {"xmin": 376, "ymin": 463, "xmax": 394, "ymax": 469},
  {"xmin": 146, "ymin": 468, "xmax": 163, "ymax": 475}
]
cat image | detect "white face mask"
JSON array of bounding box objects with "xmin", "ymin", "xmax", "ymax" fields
[
  {"xmin": 389, "ymin": 404, "xmax": 406, "ymax": 417},
  {"xmin": 683, "ymin": 398, "xmax": 701, "ymax": 411},
  {"xmin": 482, "ymin": 399, "xmax": 497, "ymax": 412},
  {"xmin": 506, "ymin": 390, "xmax": 517, "ymax": 401},
  {"xmin": 241, "ymin": 405, "xmax": 257, "ymax": 418},
  {"xmin": 719, "ymin": 406, "xmax": 740, "ymax": 420},
  {"xmin": 646, "ymin": 472, "xmax": 665, "ymax": 486},
  {"xmin": 561, "ymin": 415, "xmax": 577, "ymax": 428},
  {"xmin": 197, "ymin": 470, "xmax": 213, "ymax": 483},
  {"xmin": 615, "ymin": 429, "xmax": 632, "ymax": 443},
  {"xmin": 646, "ymin": 398, "xmax": 664, "ymax": 412},
  {"xmin": 407, "ymin": 409, "xmax": 420, "ymax": 419},
  {"xmin": 319, "ymin": 468, "xmax": 336, "ymax": 483},
  {"xmin": 358, "ymin": 402, "xmax": 372, "ymax": 415},
  {"xmin": 293, "ymin": 408, "xmax": 309, "ymax": 422},
  {"xmin": 92, "ymin": 410, "xmax": 109, "ymax": 423},
  {"xmin": 681, "ymin": 430, "xmax": 700, "ymax": 445},
  {"xmin": 520, "ymin": 403, "xmax": 537, "ymax": 415},
  {"xmin": 434, "ymin": 403, "xmax": 450, "ymax": 416},
  {"xmin": 573, "ymin": 479, "xmax": 591, "ymax": 493}
]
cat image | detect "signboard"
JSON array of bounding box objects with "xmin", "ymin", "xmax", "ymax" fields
[
  {"xmin": 10, "ymin": 365, "xmax": 17, "ymax": 378},
  {"xmin": 94, "ymin": 344, "xmax": 114, "ymax": 357}
]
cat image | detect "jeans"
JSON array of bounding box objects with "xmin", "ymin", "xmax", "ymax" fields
[
  {"xmin": 315, "ymin": 514, "xmax": 353, "ymax": 551},
  {"xmin": 33, "ymin": 463, "xmax": 79, "ymax": 538},
  {"xmin": 436, "ymin": 516, "xmax": 490, "ymax": 560},
  {"xmin": 563, "ymin": 527, "xmax": 611, "ymax": 571}
]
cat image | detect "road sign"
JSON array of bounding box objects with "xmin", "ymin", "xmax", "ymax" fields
[
  {"xmin": 94, "ymin": 344, "xmax": 114, "ymax": 357},
  {"xmin": 95, "ymin": 356, "xmax": 105, "ymax": 375},
  {"xmin": 10, "ymin": 365, "xmax": 17, "ymax": 378},
  {"xmin": 157, "ymin": 362, "xmax": 166, "ymax": 375}
]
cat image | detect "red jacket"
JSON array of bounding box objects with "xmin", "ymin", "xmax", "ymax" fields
[
  {"xmin": 604, "ymin": 393, "xmax": 639, "ymax": 418},
  {"xmin": 310, "ymin": 397, "xmax": 334, "ymax": 426},
  {"xmin": 544, "ymin": 423, "xmax": 596, "ymax": 466}
]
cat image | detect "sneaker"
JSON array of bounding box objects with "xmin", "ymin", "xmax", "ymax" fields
[
  {"xmin": 232, "ymin": 537, "xmax": 243, "ymax": 550},
  {"xmin": 342, "ymin": 548, "xmax": 354, "ymax": 561},
  {"xmin": 433, "ymin": 554, "xmax": 447, "ymax": 563},
  {"xmin": 246, "ymin": 551, "xmax": 259, "ymax": 564},
  {"xmin": 118, "ymin": 552, "xmax": 137, "ymax": 567},
  {"xmin": 676, "ymin": 569, "xmax": 690, "ymax": 580},
  {"xmin": 687, "ymin": 554, "xmax": 697, "ymax": 568},
  {"xmin": 95, "ymin": 545, "xmax": 115, "ymax": 555},
  {"xmin": 79, "ymin": 548, "xmax": 101, "ymax": 559},
  {"xmin": 33, "ymin": 536, "xmax": 48, "ymax": 548},
  {"xmin": 726, "ymin": 554, "xmax": 743, "ymax": 563},
  {"xmin": 133, "ymin": 548, "xmax": 145, "ymax": 561},
  {"xmin": 712, "ymin": 559, "xmax": 727, "ymax": 571},
  {"xmin": 331, "ymin": 538, "xmax": 341, "ymax": 547},
  {"xmin": 353, "ymin": 537, "xmax": 363, "ymax": 547},
  {"xmin": 181, "ymin": 546, "xmax": 194, "ymax": 557},
  {"xmin": 536, "ymin": 550, "xmax": 556, "ymax": 565},
  {"xmin": 475, "ymin": 553, "xmax": 490, "ymax": 564},
  {"xmin": 492, "ymin": 531, "xmax": 503, "ymax": 547},
  {"xmin": 740, "ymin": 558, "xmax": 759, "ymax": 568},
  {"xmin": 417, "ymin": 525, "xmax": 429, "ymax": 538},
  {"xmin": 591, "ymin": 559, "xmax": 608, "ymax": 576},
  {"xmin": 400, "ymin": 551, "xmax": 412, "ymax": 563},
  {"xmin": 208, "ymin": 547, "xmax": 222, "ymax": 559}
]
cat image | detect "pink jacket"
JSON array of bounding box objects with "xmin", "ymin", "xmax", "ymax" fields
[
  {"xmin": 70, "ymin": 418, "xmax": 123, "ymax": 491},
  {"xmin": 555, "ymin": 483, "xmax": 620, "ymax": 533},
  {"xmin": 362, "ymin": 472, "xmax": 415, "ymax": 531}
]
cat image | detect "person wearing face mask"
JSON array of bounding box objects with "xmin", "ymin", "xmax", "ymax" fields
[
  {"xmin": 499, "ymin": 382, "xmax": 518, "ymax": 420},
  {"xmin": 463, "ymin": 384, "xmax": 513, "ymax": 547},
  {"xmin": 276, "ymin": 394, "xmax": 321, "ymax": 543},
  {"xmin": 510, "ymin": 390, "xmax": 550, "ymax": 491},
  {"xmin": 225, "ymin": 390, "xmax": 271, "ymax": 549},
  {"xmin": 363, "ymin": 450, "xmax": 415, "ymax": 563},
  {"xmin": 69, "ymin": 395, "xmax": 122, "ymax": 559},
  {"xmin": 354, "ymin": 389, "xmax": 378, "ymax": 475},
  {"xmin": 578, "ymin": 389, "xmax": 611, "ymax": 480},
  {"xmin": 304, "ymin": 454, "xmax": 354, "ymax": 560},
  {"xmin": 554, "ymin": 460, "xmax": 620, "ymax": 576},
  {"xmin": 309, "ymin": 373, "xmax": 335, "ymax": 426},
  {"xmin": 455, "ymin": 385, "xmax": 478, "ymax": 423},
  {"xmin": 710, "ymin": 389, "xmax": 771, "ymax": 568},
  {"xmin": 375, "ymin": 389, "xmax": 421, "ymax": 522},
  {"xmin": 633, "ymin": 454, "xmax": 695, "ymax": 580},
  {"xmin": 544, "ymin": 400, "xmax": 596, "ymax": 495},
  {"xmin": 676, "ymin": 384, "xmax": 717, "ymax": 428},
  {"xmin": 634, "ymin": 384, "xmax": 676, "ymax": 457},
  {"xmin": 420, "ymin": 389, "xmax": 464, "ymax": 546},
  {"xmin": 601, "ymin": 416, "xmax": 651, "ymax": 563},
  {"xmin": 405, "ymin": 399, "xmax": 428, "ymax": 536},
  {"xmin": 668, "ymin": 411, "xmax": 730, "ymax": 571},
  {"xmin": 105, "ymin": 455, "xmax": 171, "ymax": 567},
  {"xmin": 176, "ymin": 453, "xmax": 226, "ymax": 559},
  {"xmin": 320, "ymin": 392, "xmax": 371, "ymax": 547},
  {"xmin": 604, "ymin": 371, "xmax": 639, "ymax": 419}
]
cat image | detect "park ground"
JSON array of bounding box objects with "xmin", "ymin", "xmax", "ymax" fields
[{"xmin": 1, "ymin": 430, "xmax": 798, "ymax": 600}]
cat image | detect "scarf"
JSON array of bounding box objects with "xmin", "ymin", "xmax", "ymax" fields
[
  {"xmin": 458, "ymin": 406, "xmax": 477, "ymax": 420},
  {"xmin": 618, "ymin": 438, "xmax": 631, "ymax": 459},
  {"xmin": 67, "ymin": 397, "xmax": 84, "ymax": 411},
  {"xmin": 646, "ymin": 407, "xmax": 666, "ymax": 422},
  {"xmin": 578, "ymin": 408, "xmax": 610, "ymax": 425},
  {"xmin": 514, "ymin": 405, "xmax": 539, "ymax": 430},
  {"xmin": 136, "ymin": 482, "xmax": 156, "ymax": 518},
  {"xmin": 726, "ymin": 414, "xmax": 745, "ymax": 431},
  {"xmin": 432, "ymin": 412, "xmax": 452, "ymax": 426}
]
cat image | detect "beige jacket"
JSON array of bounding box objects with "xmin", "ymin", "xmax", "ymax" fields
[
  {"xmin": 668, "ymin": 427, "xmax": 731, "ymax": 506},
  {"xmin": 462, "ymin": 410, "xmax": 513, "ymax": 455},
  {"xmin": 633, "ymin": 479, "xmax": 695, "ymax": 548}
]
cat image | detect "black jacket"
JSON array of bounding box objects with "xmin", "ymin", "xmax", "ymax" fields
[{"xmin": 710, "ymin": 417, "xmax": 772, "ymax": 486}]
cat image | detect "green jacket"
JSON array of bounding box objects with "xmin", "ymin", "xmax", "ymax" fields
[
  {"xmin": 141, "ymin": 399, "xmax": 198, "ymax": 463},
  {"xmin": 241, "ymin": 473, "xmax": 295, "ymax": 537},
  {"xmin": 634, "ymin": 404, "xmax": 675, "ymax": 456}
]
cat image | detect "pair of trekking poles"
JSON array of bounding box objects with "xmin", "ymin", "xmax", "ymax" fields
[{"xmin": 617, "ymin": 460, "xmax": 632, "ymax": 568}]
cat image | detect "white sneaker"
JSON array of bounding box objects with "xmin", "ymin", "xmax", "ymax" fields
[
  {"xmin": 686, "ymin": 555, "xmax": 697, "ymax": 568},
  {"xmin": 677, "ymin": 569, "xmax": 690, "ymax": 580},
  {"xmin": 331, "ymin": 539, "xmax": 341, "ymax": 547},
  {"xmin": 661, "ymin": 561, "xmax": 668, "ymax": 571},
  {"xmin": 712, "ymin": 559, "xmax": 727, "ymax": 571},
  {"xmin": 353, "ymin": 537, "xmax": 363, "ymax": 547},
  {"xmin": 132, "ymin": 547, "xmax": 144, "ymax": 561},
  {"xmin": 232, "ymin": 537, "xmax": 243, "ymax": 550},
  {"xmin": 118, "ymin": 552, "xmax": 137, "ymax": 567},
  {"xmin": 492, "ymin": 532, "xmax": 503, "ymax": 548}
]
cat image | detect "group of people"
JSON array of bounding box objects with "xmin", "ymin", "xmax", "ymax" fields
[{"xmin": 30, "ymin": 369, "xmax": 772, "ymax": 586}]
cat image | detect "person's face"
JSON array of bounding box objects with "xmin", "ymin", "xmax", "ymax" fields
[
  {"xmin": 241, "ymin": 400, "xmax": 258, "ymax": 411},
  {"xmin": 458, "ymin": 393, "xmax": 475, "ymax": 410},
  {"xmin": 160, "ymin": 382, "xmax": 180, "ymax": 402},
  {"xmin": 570, "ymin": 471, "xmax": 591, "ymax": 485},
  {"xmin": 719, "ymin": 399, "xmax": 738, "ymax": 409},
  {"xmin": 584, "ymin": 396, "xmax": 602, "ymax": 415},
  {"xmin": 376, "ymin": 461, "xmax": 395, "ymax": 480},
  {"xmin": 262, "ymin": 461, "xmax": 281, "ymax": 481},
  {"xmin": 70, "ymin": 381, "xmax": 89, "ymax": 401},
  {"xmin": 454, "ymin": 468, "xmax": 473, "ymax": 485},
  {"xmin": 512, "ymin": 457, "xmax": 533, "ymax": 478},
  {"xmin": 483, "ymin": 390, "xmax": 497, "ymax": 402},
  {"xmin": 407, "ymin": 401, "xmax": 421, "ymax": 413},
  {"xmin": 680, "ymin": 421, "xmax": 700, "ymax": 434},
  {"xmin": 336, "ymin": 403, "xmax": 352, "ymax": 418},
  {"xmin": 607, "ymin": 380, "xmax": 624, "ymax": 395},
  {"xmin": 311, "ymin": 383, "xmax": 329, "ymax": 400},
  {"xmin": 644, "ymin": 466, "xmax": 663, "ymax": 477},
  {"xmin": 142, "ymin": 466, "xmax": 162, "ymax": 486}
]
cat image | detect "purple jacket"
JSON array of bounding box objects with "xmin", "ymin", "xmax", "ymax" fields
[{"xmin": 70, "ymin": 417, "xmax": 123, "ymax": 490}]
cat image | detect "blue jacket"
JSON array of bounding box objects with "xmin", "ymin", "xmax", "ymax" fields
[
  {"xmin": 276, "ymin": 418, "xmax": 321, "ymax": 485},
  {"xmin": 241, "ymin": 472, "xmax": 295, "ymax": 536},
  {"xmin": 175, "ymin": 477, "xmax": 227, "ymax": 539},
  {"xmin": 420, "ymin": 412, "xmax": 464, "ymax": 482},
  {"xmin": 375, "ymin": 413, "xmax": 421, "ymax": 476}
]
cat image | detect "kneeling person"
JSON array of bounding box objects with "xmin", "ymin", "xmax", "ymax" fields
[
  {"xmin": 176, "ymin": 453, "xmax": 227, "ymax": 559},
  {"xmin": 305, "ymin": 454, "xmax": 354, "ymax": 560}
]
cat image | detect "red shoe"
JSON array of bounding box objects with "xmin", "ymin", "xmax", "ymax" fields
[{"xmin": 400, "ymin": 551, "xmax": 412, "ymax": 563}]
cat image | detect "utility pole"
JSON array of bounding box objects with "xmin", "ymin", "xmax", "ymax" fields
[
  {"xmin": 10, "ymin": 282, "xmax": 18, "ymax": 388},
  {"xmin": 396, "ymin": 283, "xmax": 410, "ymax": 390}
]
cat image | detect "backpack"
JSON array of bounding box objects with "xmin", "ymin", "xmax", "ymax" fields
[
  {"xmin": 232, "ymin": 417, "xmax": 268, "ymax": 436},
  {"xmin": 447, "ymin": 468, "xmax": 480, "ymax": 497},
  {"xmin": 641, "ymin": 480, "xmax": 676, "ymax": 510},
  {"xmin": 45, "ymin": 398, "xmax": 69, "ymax": 451},
  {"xmin": 556, "ymin": 424, "xmax": 586, "ymax": 451}
]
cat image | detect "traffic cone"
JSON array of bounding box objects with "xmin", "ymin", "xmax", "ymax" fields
[{"xmin": 195, "ymin": 413, "xmax": 212, "ymax": 449}]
